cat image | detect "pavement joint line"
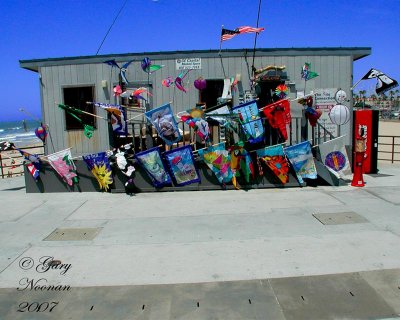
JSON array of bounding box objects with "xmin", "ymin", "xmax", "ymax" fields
[
  {"xmin": 319, "ymin": 189, "xmax": 348, "ymax": 205},
  {"xmin": 0, "ymin": 244, "xmax": 32, "ymax": 274},
  {"xmin": 63, "ymin": 200, "xmax": 89, "ymax": 221},
  {"xmin": 6, "ymin": 199, "xmax": 48, "ymax": 223},
  {"xmin": 363, "ymin": 188, "xmax": 400, "ymax": 206}
]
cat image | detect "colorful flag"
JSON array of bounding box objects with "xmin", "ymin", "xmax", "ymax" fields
[
  {"xmin": 16, "ymin": 148, "xmax": 41, "ymax": 181},
  {"xmin": 179, "ymin": 107, "xmax": 210, "ymax": 142},
  {"xmin": 256, "ymin": 144, "xmax": 290, "ymax": 184},
  {"xmin": 135, "ymin": 147, "xmax": 171, "ymax": 188},
  {"xmin": 318, "ymin": 136, "xmax": 352, "ymax": 180},
  {"xmin": 221, "ymin": 26, "xmax": 264, "ymax": 41},
  {"xmin": 82, "ymin": 152, "xmax": 114, "ymax": 191},
  {"xmin": 301, "ymin": 63, "xmax": 319, "ymax": 81},
  {"xmin": 232, "ymin": 100, "xmax": 264, "ymax": 144},
  {"xmin": 221, "ymin": 28, "xmax": 239, "ymax": 41},
  {"xmin": 47, "ymin": 148, "xmax": 78, "ymax": 186},
  {"xmin": 284, "ymin": 141, "xmax": 317, "ymax": 184},
  {"xmin": 361, "ymin": 68, "xmax": 398, "ymax": 95},
  {"xmin": 262, "ymin": 99, "xmax": 291, "ymax": 141},
  {"xmin": 164, "ymin": 145, "xmax": 200, "ymax": 186},
  {"xmin": 92, "ymin": 102, "xmax": 127, "ymax": 136},
  {"xmin": 198, "ymin": 142, "xmax": 232, "ymax": 185},
  {"xmin": 229, "ymin": 142, "xmax": 254, "ymax": 189},
  {"xmin": 145, "ymin": 103, "xmax": 181, "ymax": 146}
]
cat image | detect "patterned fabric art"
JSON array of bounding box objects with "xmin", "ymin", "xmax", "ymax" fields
[
  {"xmin": 256, "ymin": 144, "xmax": 289, "ymax": 184},
  {"xmin": 135, "ymin": 147, "xmax": 171, "ymax": 188},
  {"xmin": 164, "ymin": 145, "xmax": 200, "ymax": 186},
  {"xmin": 145, "ymin": 103, "xmax": 181, "ymax": 145},
  {"xmin": 198, "ymin": 142, "xmax": 232, "ymax": 185},
  {"xmin": 47, "ymin": 148, "xmax": 78, "ymax": 186},
  {"xmin": 318, "ymin": 136, "xmax": 352, "ymax": 179},
  {"xmin": 262, "ymin": 99, "xmax": 291, "ymax": 141},
  {"xmin": 82, "ymin": 152, "xmax": 114, "ymax": 191},
  {"xmin": 284, "ymin": 141, "xmax": 317, "ymax": 184},
  {"xmin": 229, "ymin": 142, "xmax": 254, "ymax": 189},
  {"xmin": 232, "ymin": 100, "xmax": 264, "ymax": 144}
]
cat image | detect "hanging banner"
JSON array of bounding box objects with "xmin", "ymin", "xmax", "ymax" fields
[
  {"xmin": 164, "ymin": 145, "xmax": 200, "ymax": 186},
  {"xmin": 135, "ymin": 147, "xmax": 171, "ymax": 188},
  {"xmin": 145, "ymin": 103, "xmax": 181, "ymax": 145},
  {"xmin": 232, "ymin": 100, "xmax": 264, "ymax": 144},
  {"xmin": 82, "ymin": 152, "xmax": 114, "ymax": 191},
  {"xmin": 256, "ymin": 144, "xmax": 290, "ymax": 184},
  {"xmin": 318, "ymin": 135, "xmax": 352, "ymax": 179},
  {"xmin": 284, "ymin": 141, "xmax": 317, "ymax": 183},
  {"xmin": 198, "ymin": 142, "xmax": 232, "ymax": 185},
  {"xmin": 47, "ymin": 148, "xmax": 78, "ymax": 186}
]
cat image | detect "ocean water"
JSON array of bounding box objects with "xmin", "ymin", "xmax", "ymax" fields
[{"xmin": 0, "ymin": 120, "xmax": 43, "ymax": 147}]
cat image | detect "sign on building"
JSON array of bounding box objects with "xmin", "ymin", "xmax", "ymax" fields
[
  {"xmin": 313, "ymin": 88, "xmax": 338, "ymax": 137},
  {"xmin": 176, "ymin": 58, "xmax": 201, "ymax": 70}
]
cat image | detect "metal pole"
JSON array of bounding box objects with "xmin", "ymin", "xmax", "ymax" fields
[{"xmin": 392, "ymin": 136, "xmax": 395, "ymax": 163}]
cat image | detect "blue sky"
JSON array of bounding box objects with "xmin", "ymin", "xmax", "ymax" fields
[{"xmin": 1, "ymin": 0, "xmax": 399, "ymax": 121}]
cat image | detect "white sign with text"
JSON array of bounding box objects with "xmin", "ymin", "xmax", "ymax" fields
[{"xmin": 176, "ymin": 58, "xmax": 201, "ymax": 70}]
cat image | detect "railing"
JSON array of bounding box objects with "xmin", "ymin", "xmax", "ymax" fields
[
  {"xmin": 378, "ymin": 135, "xmax": 400, "ymax": 163},
  {"xmin": 0, "ymin": 145, "xmax": 45, "ymax": 179},
  {"xmin": 312, "ymin": 121, "xmax": 336, "ymax": 146}
]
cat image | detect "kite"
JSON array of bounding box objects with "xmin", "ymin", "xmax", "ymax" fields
[
  {"xmin": 145, "ymin": 103, "xmax": 181, "ymax": 145},
  {"xmin": 178, "ymin": 106, "xmax": 210, "ymax": 142},
  {"xmin": 228, "ymin": 142, "xmax": 254, "ymax": 189},
  {"xmin": 47, "ymin": 148, "xmax": 78, "ymax": 186},
  {"xmin": 164, "ymin": 145, "xmax": 200, "ymax": 186},
  {"xmin": 35, "ymin": 124, "xmax": 48, "ymax": 143},
  {"xmin": 275, "ymin": 84, "xmax": 289, "ymax": 99},
  {"xmin": 58, "ymin": 104, "xmax": 95, "ymax": 138},
  {"xmin": 262, "ymin": 99, "xmax": 291, "ymax": 141},
  {"xmin": 113, "ymin": 85, "xmax": 123, "ymax": 97},
  {"xmin": 198, "ymin": 142, "xmax": 232, "ymax": 185},
  {"xmin": 82, "ymin": 152, "xmax": 114, "ymax": 191},
  {"xmin": 135, "ymin": 147, "xmax": 171, "ymax": 188},
  {"xmin": 141, "ymin": 57, "xmax": 164, "ymax": 74},
  {"xmin": 103, "ymin": 59, "xmax": 134, "ymax": 84},
  {"xmin": 284, "ymin": 141, "xmax": 317, "ymax": 184},
  {"xmin": 232, "ymin": 100, "xmax": 264, "ymax": 144},
  {"xmin": 301, "ymin": 63, "xmax": 319, "ymax": 81},
  {"xmin": 162, "ymin": 76, "xmax": 174, "ymax": 88},
  {"xmin": 256, "ymin": 144, "xmax": 289, "ymax": 184},
  {"xmin": 298, "ymin": 96, "xmax": 322, "ymax": 127}
]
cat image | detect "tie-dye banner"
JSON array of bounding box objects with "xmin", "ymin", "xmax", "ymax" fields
[
  {"xmin": 198, "ymin": 142, "xmax": 232, "ymax": 185},
  {"xmin": 164, "ymin": 145, "xmax": 200, "ymax": 186},
  {"xmin": 47, "ymin": 148, "xmax": 78, "ymax": 186},
  {"xmin": 284, "ymin": 141, "xmax": 317, "ymax": 184},
  {"xmin": 135, "ymin": 147, "xmax": 171, "ymax": 188},
  {"xmin": 318, "ymin": 136, "xmax": 352, "ymax": 179},
  {"xmin": 232, "ymin": 100, "xmax": 264, "ymax": 144},
  {"xmin": 82, "ymin": 152, "xmax": 114, "ymax": 191},
  {"xmin": 145, "ymin": 103, "xmax": 181, "ymax": 145},
  {"xmin": 256, "ymin": 144, "xmax": 289, "ymax": 184}
]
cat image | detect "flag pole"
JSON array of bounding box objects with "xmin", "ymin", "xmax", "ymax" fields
[
  {"xmin": 350, "ymin": 77, "xmax": 363, "ymax": 91},
  {"xmin": 251, "ymin": 0, "xmax": 263, "ymax": 81},
  {"xmin": 218, "ymin": 25, "xmax": 227, "ymax": 79}
]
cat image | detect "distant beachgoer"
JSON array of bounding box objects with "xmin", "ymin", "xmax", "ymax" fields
[{"xmin": 22, "ymin": 120, "xmax": 28, "ymax": 132}]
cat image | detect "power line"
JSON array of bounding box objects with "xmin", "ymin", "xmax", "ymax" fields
[{"xmin": 95, "ymin": 0, "xmax": 129, "ymax": 55}]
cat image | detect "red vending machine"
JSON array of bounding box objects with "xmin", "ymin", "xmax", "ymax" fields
[{"xmin": 352, "ymin": 110, "xmax": 379, "ymax": 174}]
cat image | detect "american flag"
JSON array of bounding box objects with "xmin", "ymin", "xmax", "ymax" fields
[
  {"xmin": 236, "ymin": 26, "xmax": 265, "ymax": 34},
  {"xmin": 221, "ymin": 26, "xmax": 264, "ymax": 41}
]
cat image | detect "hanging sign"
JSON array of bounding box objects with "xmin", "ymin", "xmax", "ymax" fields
[{"xmin": 176, "ymin": 58, "xmax": 201, "ymax": 70}]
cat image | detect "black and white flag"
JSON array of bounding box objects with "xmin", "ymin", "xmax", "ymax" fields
[{"xmin": 361, "ymin": 68, "xmax": 398, "ymax": 95}]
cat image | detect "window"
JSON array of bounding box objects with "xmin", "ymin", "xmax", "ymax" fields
[
  {"xmin": 199, "ymin": 79, "xmax": 225, "ymax": 109},
  {"xmin": 63, "ymin": 86, "xmax": 96, "ymax": 130}
]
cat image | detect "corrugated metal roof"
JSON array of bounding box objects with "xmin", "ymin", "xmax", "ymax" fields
[{"xmin": 20, "ymin": 47, "xmax": 371, "ymax": 72}]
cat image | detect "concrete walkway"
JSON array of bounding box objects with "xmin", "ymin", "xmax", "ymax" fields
[{"xmin": 1, "ymin": 161, "xmax": 400, "ymax": 319}]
